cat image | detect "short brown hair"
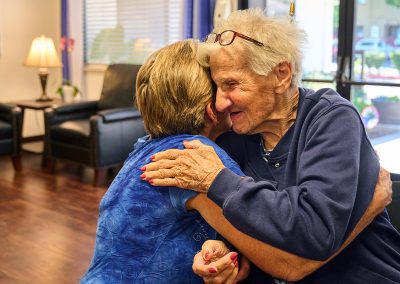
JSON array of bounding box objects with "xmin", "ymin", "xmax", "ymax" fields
[{"xmin": 136, "ymin": 40, "xmax": 215, "ymax": 138}]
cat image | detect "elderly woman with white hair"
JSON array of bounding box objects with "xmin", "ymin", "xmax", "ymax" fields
[
  {"xmin": 81, "ymin": 38, "xmax": 370, "ymax": 284},
  {"xmin": 142, "ymin": 9, "xmax": 399, "ymax": 283}
]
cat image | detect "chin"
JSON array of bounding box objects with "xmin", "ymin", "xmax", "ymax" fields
[{"xmin": 232, "ymin": 126, "xmax": 249, "ymax": 135}]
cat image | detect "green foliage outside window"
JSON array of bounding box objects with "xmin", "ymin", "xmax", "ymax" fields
[
  {"xmin": 352, "ymin": 88, "xmax": 371, "ymax": 113},
  {"xmin": 390, "ymin": 51, "xmax": 400, "ymax": 73},
  {"xmin": 385, "ymin": 0, "xmax": 400, "ymax": 8},
  {"xmin": 365, "ymin": 52, "xmax": 386, "ymax": 69}
]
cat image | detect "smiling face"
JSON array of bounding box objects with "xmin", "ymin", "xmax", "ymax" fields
[
  {"xmin": 210, "ymin": 45, "xmax": 279, "ymax": 135},
  {"xmin": 212, "ymin": 108, "xmax": 233, "ymax": 139}
]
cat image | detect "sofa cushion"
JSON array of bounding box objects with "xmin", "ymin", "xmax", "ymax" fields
[
  {"xmin": 50, "ymin": 120, "xmax": 90, "ymax": 148},
  {"xmin": 98, "ymin": 64, "xmax": 141, "ymax": 110},
  {"xmin": 0, "ymin": 120, "xmax": 12, "ymax": 139}
]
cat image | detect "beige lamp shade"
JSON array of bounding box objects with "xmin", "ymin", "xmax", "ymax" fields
[{"xmin": 24, "ymin": 35, "xmax": 62, "ymax": 67}]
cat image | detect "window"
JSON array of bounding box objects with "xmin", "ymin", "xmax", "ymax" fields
[
  {"xmin": 84, "ymin": 0, "xmax": 184, "ymax": 64},
  {"xmin": 247, "ymin": 0, "xmax": 400, "ymax": 174}
]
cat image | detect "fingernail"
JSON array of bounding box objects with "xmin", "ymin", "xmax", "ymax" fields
[
  {"xmin": 140, "ymin": 166, "xmax": 146, "ymax": 171},
  {"xmin": 140, "ymin": 173, "xmax": 146, "ymax": 179},
  {"xmin": 150, "ymin": 155, "xmax": 155, "ymax": 161},
  {"xmin": 148, "ymin": 179, "xmax": 154, "ymax": 184},
  {"xmin": 204, "ymin": 252, "xmax": 209, "ymax": 259},
  {"xmin": 208, "ymin": 268, "xmax": 217, "ymax": 273},
  {"xmin": 230, "ymin": 252, "xmax": 238, "ymax": 261}
]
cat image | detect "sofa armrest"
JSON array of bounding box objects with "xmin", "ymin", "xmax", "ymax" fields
[
  {"xmin": 45, "ymin": 101, "xmax": 99, "ymax": 125},
  {"xmin": 89, "ymin": 110, "xmax": 145, "ymax": 167},
  {"xmin": 0, "ymin": 103, "xmax": 20, "ymax": 121},
  {"xmin": 97, "ymin": 107, "xmax": 142, "ymax": 123},
  {"xmin": 0, "ymin": 103, "xmax": 22, "ymax": 155},
  {"xmin": 53, "ymin": 101, "xmax": 99, "ymax": 115}
]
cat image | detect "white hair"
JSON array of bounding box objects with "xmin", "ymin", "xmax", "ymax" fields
[{"xmin": 197, "ymin": 8, "xmax": 307, "ymax": 86}]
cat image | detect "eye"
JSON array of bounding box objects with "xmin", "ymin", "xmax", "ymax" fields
[{"xmin": 222, "ymin": 80, "xmax": 238, "ymax": 91}]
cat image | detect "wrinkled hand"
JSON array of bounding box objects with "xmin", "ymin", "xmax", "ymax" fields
[
  {"xmin": 192, "ymin": 240, "xmax": 240, "ymax": 284},
  {"xmin": 372, "ymin": 167, "xmax": 392, "ymax": 214},
  {"xmin": 201, "ymin": 240, "xmax": 232, "ymax": 264},
  {"xmin": 141, "ymin": 140, "xmax": 225, "ymax": 193}
]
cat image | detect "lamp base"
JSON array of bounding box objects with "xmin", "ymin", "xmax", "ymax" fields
[
  {"xmin": 36, "ymin": 93, "xmax": 53, "ymax": 102},
  {"xmin": 36, "ymin": 70, "xmax": 52, "ymax": 102}
]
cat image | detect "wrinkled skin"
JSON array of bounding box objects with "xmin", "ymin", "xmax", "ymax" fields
[
  {"xmin": 142, "ymin": 139, "xmax": 225, "ymax": 193},
  {"xmin": 192, "ymin": 240, "xmax": 250, "ymax": 284}
]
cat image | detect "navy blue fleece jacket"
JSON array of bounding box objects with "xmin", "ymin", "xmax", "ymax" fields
[{"xmin": 211, "ymin": 88, "xmax": 400, "ymax": 283}]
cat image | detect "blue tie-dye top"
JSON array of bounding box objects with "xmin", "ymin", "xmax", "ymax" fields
[{"xmin": 81, "ymin": 134, "xmax": 243, "ymax": 284}]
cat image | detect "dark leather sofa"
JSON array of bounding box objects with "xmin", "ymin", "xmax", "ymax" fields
[
  {"xmin": 44, "ymin": 64, "xmax": 146, "ymax": 186},
  {"xmin": 0, "ymin": 103, "xmax": 22, "ymax": 170}
]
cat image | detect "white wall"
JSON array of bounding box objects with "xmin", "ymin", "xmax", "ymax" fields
[{"xmin": 0, "ymin": 0, "xmax": 61, "ymax": 137}]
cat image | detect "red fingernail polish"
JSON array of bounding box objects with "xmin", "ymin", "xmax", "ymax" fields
[
  {"xmin": 150, "ymin": 155, "xmax": 155, "ymax": 161},
  {"xmin": 140, "ymin": 166, "xmax": 146, "ymax": 171},
  {"xmin": 140, "ymin": 173, "xmax": 146, "ymax": 179},
  {"xmin": 209, "ymin": 268, "xmax": 217, "ymax": 273},
  {"xmin": 148, "ymin": 179, "xmax": 154, "ymax": 184},
  {"xmin": 204, "ymin": 252, "xmax": 209, "ymax": 259},
  {"xmin": 230, "ymin": 252, "xmax": 238, "ymax": 261}
]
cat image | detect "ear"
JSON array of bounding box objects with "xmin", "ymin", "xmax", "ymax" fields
[
  {"xmin": 273, "ymin": 61, "xmax": 292, "ymax": 94},
  {"xmin": 205, "ymin": 102, "xmax": 218, "ymax": 125}
]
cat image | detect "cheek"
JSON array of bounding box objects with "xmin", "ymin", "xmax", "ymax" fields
[{"xmin": 221, "ymin": 113, "xmax": 232, "ymax": 129}]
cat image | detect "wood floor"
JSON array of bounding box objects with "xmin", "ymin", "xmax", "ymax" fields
[{"xmin": 0, "ymin": 152, "xmax": 112, "ymax": 284}]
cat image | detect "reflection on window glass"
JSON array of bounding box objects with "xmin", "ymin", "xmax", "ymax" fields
[
  {"xmin": 352, "ymin": 0, "xmax": 400, "ymax": 174},
  {"xmin": 84, "ymin": 0, "xmax": 183, "ymax": 65},
  {"xmin": 351, "ymin": 85, "xmax": 400, "ymax": 174},
  {"xmin": 354, "ymin": 0, "xmax": 400, "ymax": 83},
  {"xmin": 250, "ymin": 0, "xmax": 339, "ymax": 81}
]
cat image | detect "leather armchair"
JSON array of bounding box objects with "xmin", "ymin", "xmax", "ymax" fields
[
  {"xmin": 44, "ymin": 64, "xmax": 146, "ymax": 186},
  {"xmin": 0, "ymin": 103, "xmax": 22, "ymax": 171}
]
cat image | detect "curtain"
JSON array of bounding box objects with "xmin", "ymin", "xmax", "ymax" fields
[
  {"xmin": 184, "ymin": 0, "xmax": 215, "ymax": 40},
  {"xmin": 61, "ymin": 0, "xmax": 84, "ymax": 98},
  {"xmin": 61, "ymin": 0, "xmax": 70, "ymax": 82}
]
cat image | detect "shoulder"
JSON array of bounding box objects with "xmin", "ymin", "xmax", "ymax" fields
[
  {"xmin": 302, "ymin": 88, "xmax": 355, "ymax": 112},
  {"xmin": 299, "ymin": 88, "xmax": 360, "ymax": 125}
]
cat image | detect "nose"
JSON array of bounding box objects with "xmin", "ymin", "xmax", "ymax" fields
[{"xmin": 215, "ymin": 88, "xmax": 232, "ymax": 112}]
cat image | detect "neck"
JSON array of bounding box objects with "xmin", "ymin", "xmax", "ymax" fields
[{"xmin": 261, "ymin": 87, "xmax": 299, "ymax": 150}]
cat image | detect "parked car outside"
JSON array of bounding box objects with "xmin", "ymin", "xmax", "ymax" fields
[
  {"xmin": 355, "ymin": 38, "xmax": 392, "ymax": 58},
  {"xmin": 394, "ymin": 35, "xmax": 400, "ymax": 47}
]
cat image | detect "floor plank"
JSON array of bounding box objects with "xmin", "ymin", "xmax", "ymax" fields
[{"xmin": 0, "ymin": 152, "xmax": 110, "ymax": 284}]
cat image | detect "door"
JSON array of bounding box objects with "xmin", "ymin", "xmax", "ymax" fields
[{"xmin": 249, "ymin": 0, "xmax": 400, "ymax": 174}]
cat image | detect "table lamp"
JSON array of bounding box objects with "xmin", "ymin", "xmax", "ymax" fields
[{"xmin": 24, "ymin": 35, "xmax": 62, "ymax": 102}]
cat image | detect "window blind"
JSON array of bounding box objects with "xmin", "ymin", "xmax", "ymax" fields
[{"xmin": 84, "ymin": 0, "xmax": 184, "ymax": 64}]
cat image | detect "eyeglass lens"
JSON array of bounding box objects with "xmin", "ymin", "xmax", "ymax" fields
[
  {"xmin": 205, "ymin": 33, "xmax": 217, "ymax": 43},
  {"xmin": 219, "ymin": 31, "xmax": 235, "ymax": 45}
]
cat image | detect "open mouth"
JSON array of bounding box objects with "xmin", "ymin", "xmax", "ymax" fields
[{"xmin": 230, "ymin": 111, "xmax": 241, "ymax": 121}]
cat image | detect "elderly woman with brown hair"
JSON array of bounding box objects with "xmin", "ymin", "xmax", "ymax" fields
[
  {"xmin": 80, "ymin": 39, "xmax": 240, "ymax": 283},
  {"xmin": 141, "ymin": 9, "xmax": 399, "ymax": 284}
]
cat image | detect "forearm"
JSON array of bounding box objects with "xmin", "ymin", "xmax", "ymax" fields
[
  {"xmin": 188, "ymin": 194, "xmax": 320, "ymax": 281},
  {"xmin": 189, "ymin": 192, "xmax": 381, "ymax": 281}
]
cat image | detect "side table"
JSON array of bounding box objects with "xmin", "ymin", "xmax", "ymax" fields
[{"xmin": 12, "ymin": 98, "xmax": 65, "ymax": 153}]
